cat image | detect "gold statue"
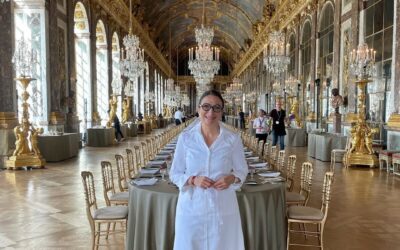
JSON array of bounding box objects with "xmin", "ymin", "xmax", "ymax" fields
[
  {"xmin": 13, "ymin": 125, "xmax": 30, "ymax": 156},
  {"xmin": 366, "ymin": 128, "xmax": 378, "ymax": 154},
  {"xmin": 348, "ymin": 125, "xmax": 361, "ymax": 153},
  {"xmin": 30, "ymin": 127, "xmax": 43, "ymax": 156},
  {"xmin": 107, "ymin": 95, "xmax": 117, "ymax": 128},
  {"xmin": 122, "ymin": 98, "xmax": 130, "ymax": 124},
  {"xmin": 290, "ymin": 99, "xmax": 302, "ymax": 128},
  {"xmin": 163, "ymin": 105, "xmax": 172, "ymax": 118}
]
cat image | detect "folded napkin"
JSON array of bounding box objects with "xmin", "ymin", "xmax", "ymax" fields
[
  {"xmin": 244, "ymin": 151, "xmax": 253, "ymax": 156},
  {"xmin": 154, "ymin": 155, "xmax": 171, "ymax": 160},
  {"xmin": 249, "ymin": 162, "xmax": 268, "ymax": 168},
  {"xmin": 246, "ymin": 156, "xmax": 259, "ymax": 160},
  {"xmin": 131, "ymin": 178, "xmax": 158, "ymax": 186},
  {"xmin": 259, "ymin": 172, "xmax": 281, "ymax": 178},
  {"xmin": 261, "ymin": 177, "xmax": 284, "ymax": 183},
  {"xmin": 160, "ymin": 149, "xmax": 174, "ymax": 154},
  {"xmin": 140, "ymin": 169, "xmax": 160, "ymax": 175},
  {"xmin": 148, "ymin": 160, "xmax": 166, "ymax": 165}
]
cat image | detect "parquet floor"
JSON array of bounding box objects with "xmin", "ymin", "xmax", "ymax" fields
[{"xmin": 0, "ymin": 128, "xmax": 399, "ymax": 250}]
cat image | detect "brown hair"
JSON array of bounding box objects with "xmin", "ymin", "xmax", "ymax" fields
[{"xmin": 198, "ymin": 90, "xmax": 225, "ymax": 108}]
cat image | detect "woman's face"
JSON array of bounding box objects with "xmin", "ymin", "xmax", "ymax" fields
[{"xmin": 198, "ymin": 95, "xmax": 223, "ymax": 127}]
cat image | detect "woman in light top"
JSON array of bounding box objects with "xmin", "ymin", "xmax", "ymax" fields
[
  {"xmin": 253, "ymin": 109, "xmax": 270, "ymax": 143},
  {"xmin": 170, "ymin": 90, "xmax": 248, "ymax": 250}
]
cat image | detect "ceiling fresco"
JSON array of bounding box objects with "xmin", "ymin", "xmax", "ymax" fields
[{"xmin": 125, "ymin": 0, "xmax": 277, "ymax": 72}]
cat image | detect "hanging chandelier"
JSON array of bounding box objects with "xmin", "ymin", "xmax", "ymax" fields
[
  {"xmin": 120, "ymin": 0, "xmax": 146, "ymax": 84},
  {"xmin": 263, "ymin": 31, "xmax": 290, "ymax": 76},
  {"xmin": 349, "ymin": 43, "xmax": 376, "ymax": 80},
  {"xmin": 188, "ymin": 0, "xmax": 220, "ymax": 85},
  {"xmin": 124, "ymin": 79, "xmax": 135, "ymax": 97},
  {"xmin": 111, "ymin": 77, "xmax": 123, "ymax": 95},
  {"xmin": 285, "ymin": 75, "xmax": 299, "ymax": 96}
]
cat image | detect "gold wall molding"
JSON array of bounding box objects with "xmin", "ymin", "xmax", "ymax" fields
[
  {"xmin": 232, "ymin": 0, "xmax": 314, "ymax": 77},
  {"xmin": 95, "ymin": 0, "xmax": 174, "ymax": 78}
]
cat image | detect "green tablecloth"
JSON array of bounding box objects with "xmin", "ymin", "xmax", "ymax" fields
[
  {"xmin": 127, "ymin": 180, "xmax": 286, "ymax": 250},
  {"xmin": 86, "ymin": 128, "xmax": 114, "ymax": 147},
  {"xmin": 285, "ymin": 128, "xmax": 307, "ymax": 147},
  {"xmin": 307, "ymin": 132, "xmax": 347, "ymax": 161},
  {"xmin": 37, "ymin": 133, "xmax": 79, "ymax": 162}
]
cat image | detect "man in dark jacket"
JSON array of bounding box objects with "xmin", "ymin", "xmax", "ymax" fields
[{"xmin": 270, "ymin": 101, "xmax": 286, "ymax": 150}]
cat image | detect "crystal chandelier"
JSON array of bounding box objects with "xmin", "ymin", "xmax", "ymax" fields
[
  {"xmin": 120, "ymin": 0, "xmax": 146, "ymax": 82},
  {"xmin": 111, "ymin": 77, "xmax": 123, "ymax": 95},
  {"xmin": 272, "ymin": 81, "xmax": 283, "ymax": 96},
  {"xmin": 144, "ymin": 91, "xmax": 155, "ymax": 102},
  {"xmin": 285, "ymin": 75, "xmax": 299, "ymax": 96},
  {"xmin": 263, "ymin": 31, "xmax": 290, "ymax": 76},
  {"xmin": 12, "ymin": 37, "xmax": 37, "ymax": 78},
  {"xmin": 349, "ymin": 43, "xmax": 376, "ymax": 80},
  {"xmin": 188, "ymin": 0, "xmax": 220, "ymax": 85},
  {"xmin": 181, "ymin": 94, "xmax": 190, "ymax": 107}
]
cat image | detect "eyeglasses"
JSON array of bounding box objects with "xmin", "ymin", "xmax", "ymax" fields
[{"xmin": 199, "ymin": 103, "xmax": 223, "ymax": 113}]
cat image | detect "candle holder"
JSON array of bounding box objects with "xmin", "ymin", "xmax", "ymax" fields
[
  {"xmin": 346, "ymin": 43, "xmax": 378, "ymax": 168},
  {"xmin": 6, "ymin": 38, "xmax": 46, "ymax": 169}
]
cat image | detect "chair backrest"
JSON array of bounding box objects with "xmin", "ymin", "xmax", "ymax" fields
[
  {"xmin": 101, "ymin": 161, "xmax": 116, "ymax": 206},
  {"xmin": 321, "ymin": 171, "xmax": 334, "ymax": 221},
  {"xmin": 146, "ymin": 138, "xmax": 154, "ymax": 159},
  {"xmin": 277, "ymin": 150, "xmax": 286, "ymax": 172},
  {"xmin": 140, "ymin": 141, "xmax": 149, "ymax": 164},
  {"xmin": 257, "ymin": 140, "xmax": 264, "ymax": 157},
  {"xmin": 270, "ymin": 146, "xmax": 278, "ymax": 164},
  {"xmin": 115, "ymin": 154, "xmax": 127, "ymax": 192},
  {"xmin": 81, "ymin": 171, "xmax": 97, "ymax": 231},
  {"xmin": 286, "ymin": 155, "xmax": 297, "ymax": 191},
  {"xmin": 134, "ymin": 145, "xmax": 143, "ymax": 171},
  {"xmin": 126, "ymin": 148, "xmax": 136, "ymax": 178},
  {"xmin": 263, "ymin": 142, "xmax": 270, "ymax": 161},
  {"xmin": 300, "ymin": 162, "xmax": 314, "ymax": 205}
]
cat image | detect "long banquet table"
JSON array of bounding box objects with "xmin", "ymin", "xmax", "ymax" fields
[{"xmin": 126, "ymin": 179, "xmax": 286, "ymax": 250}]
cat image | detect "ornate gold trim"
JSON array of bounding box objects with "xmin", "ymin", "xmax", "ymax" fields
[
  {"xmin": 96, "ymin": 0, "xmax": 174, "ymax": 78},
  {"xmin": 0, "ymin": 112, "xmax": 18, "ymax": 129},
  {"xmin": 6, "ymin": 155, "xmax": 46, "ymax": 169},
  {"xmin": 387, "ymin": 113, "xmax": 400, "ymax": 128},
  {"xmin": 232, "ymin": 0, "xmax": 314, "ymax": 77},
  {"xmin": 49, "ymin": 112, "xmax": 65, "ymax": 125}
]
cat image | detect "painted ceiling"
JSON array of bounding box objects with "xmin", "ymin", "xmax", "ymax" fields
[{"xmin": 126, "ymin": 0, "xmax": 277, "ymax": 72}]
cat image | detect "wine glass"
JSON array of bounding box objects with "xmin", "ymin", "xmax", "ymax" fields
[
  {"xmin": 160, "ymin": 164, "xmax": 167, "ymax": 181},
  {"xmin": 249, "ymin": 166, "xmax": 256, "ymax": 181}
]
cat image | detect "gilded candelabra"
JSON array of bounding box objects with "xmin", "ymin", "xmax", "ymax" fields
[
  {"xmin": 346, "ymin": 43, "xmax": 378, "ymax": 168},
  {"xmin": 121, "ymin": 96, "xmax": 131, "ymax": 124},
  {"xmin": 6, "ymin": 78, "xmax": 46, "ymax": 169},
  {"xmin": 106, "ymin": 94, "xmax": 117, "ymax": 128}
]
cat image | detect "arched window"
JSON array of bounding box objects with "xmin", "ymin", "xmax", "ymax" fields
[
  {"xmin": 301, "ymin": 20, "xmax": 312, "ymax": 115},
  {"xmin": 288, "ymin": 33, "xmax": 296, "ymax": 76},
  {"xmin": 365, "ymin": 0, "xmax": 393, "ymax": 121},
  {"xmin": 74, "ymin": 2, "xmax": 91, "ymax": 131},
  {"xmin": 318, "ymin": 3, "xmax": 334, "ymax": 118},
  {"xmin": 112, "ymin": 32, "xmax": 121, "ymax": 117},
  {"xmin": 95, "ymin": 20, "xmax": 108, "ymax": 124},
  {"xmin": 14, "ymin": 4, "xmax": 48, "ymax": 125}
]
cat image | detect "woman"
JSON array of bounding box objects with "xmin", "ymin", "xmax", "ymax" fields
[
  {"xmin": 253, "ymin": 109, "xmax": 270, "ymax": 143},
  {"xmin": 170, "ymin": 90, "xmax": 248, "ymax": 250}
]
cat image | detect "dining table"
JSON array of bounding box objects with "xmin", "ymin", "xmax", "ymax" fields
[{"xmin": 126, "ymin": 175, "xmax": 286, "ymax": 250}]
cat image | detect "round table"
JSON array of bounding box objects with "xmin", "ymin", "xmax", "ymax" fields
[{"xmin": 127, "ymin": 179, "xmax": 286, "ymax": 250}]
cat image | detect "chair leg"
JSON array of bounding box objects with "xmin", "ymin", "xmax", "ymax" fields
[
  {"xmin": 95, "ymin": 223, "xmax": 101, "ymax": 250},
  {"xmin": 320, "ymin": 223, "xmax": 325, "ymax": 250},
  {"xmin": 91, "ymin": 228, "xmax": 96, "ymax": 250},
  {"xmin": 105, "ymin": 222, "xmax": 111, "ymax": 239},
  {"xmin": 287, "ymin": 222, "xmax": 290, "ymax": 250}
]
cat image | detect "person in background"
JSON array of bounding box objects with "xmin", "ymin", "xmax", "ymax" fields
[
  {"xmin": 221, "ymin": 111, "xmax": 226, "ymax": 122},
  {"xmin": 253, "ymin": 109, "xmax": 269, "ymax": 143},
  {"xmin": 108, "ymin": 110, "xmax": 125, "ymax": 142},
  {"xmin": 270, "ymin": 101, "xmax": 286, "ymax": 150},
  {"xmin": 174, "ymin": 107, "xmax": 184, "ymax": 125},
  {"xmin": 170, "ymin": 90, "xmax": 248, "ymax": 250},
  {"xmin": 238, "ymin": 109, "xmax": 245, "ymax": 129}
]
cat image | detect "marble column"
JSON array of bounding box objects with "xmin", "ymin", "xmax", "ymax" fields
[
  {"xmin": 331, "ymin": 0, "xmax": 342, "ymax": 88},
  {"xmin": 0, "ymin": 2, "xmax": 18, "ymax": 128},
  {"xmin": 310, "ymin": 9, "xmax": 318, "ymax": 114},
  {"xmin": 392, "ymin": 0, "xmax": 400, "ymax": 115}
]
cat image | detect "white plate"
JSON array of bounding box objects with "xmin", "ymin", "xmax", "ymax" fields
[{"xmin": 259, "ymin": 172, "xmax": 281, "ymax": 178}]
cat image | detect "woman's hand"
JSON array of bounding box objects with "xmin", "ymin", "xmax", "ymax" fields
[
  {"xmin": 193, "ymin": 176, "xmax": 215, "ymax": 189},
  {"xmin": 213, "ymin": 175, "xmax": 236, "ymax": 190}
]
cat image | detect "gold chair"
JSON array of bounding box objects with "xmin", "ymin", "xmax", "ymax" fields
[
  {"xmin": 125, "ymin": 148, "xmax": 137, "ymax": 178},
  {"xmin": 286, "ymin": 162, "xmax": 314, "ymax": 206},
  {"xmin": 101, "ymin": 161, "xmax": 129, "ymax": 206},
  {"xmin": 134, "ymin": 145, "xmax": 144, "ymax": 171},
  {"xmin": 330, "ymin": 136, "xmax": 351, "ymax": 171},
  {"xmin": 115, "ymin": 154, "xmax": 128, "ymax": 192},
  {"xmin": 263, "ymin": 142, "xmax": 270, "ymax": 162},
  {"xmin": 287, "ymin": 171, "xmax": 334, "ymax": 250},
  {"xmin": 270, "ymin": 146, "xmax": 278, "ymax": 167},
  {"xmin": 286, "ymin": 155, "xmax": 297, "ymax": 192},
  {"xmin": 257, "ymin": 140, "xmax": 264, "ymax": 158},
  {"xmin": 140, "ymin": 141, "xmax": 150, "ymax": 165},
  {"xmin": 81, "ymin": 171, "xmax": 128, "ymax": 250},
  {"xmin": 276, "ymin": 150, "xmax": 286, "ymax": 173}
]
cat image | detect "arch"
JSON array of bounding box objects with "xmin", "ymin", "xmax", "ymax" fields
[
  {"xmin": 318, "ymin": 1, "xmax": 335, "ymax": 32},
  {"xmin": 74, "ymin": 1, "xmax": 92, "ymax": 131},
  {"xmin": 95, "ymin": 19, "xmax": 109, "ymax": 123},
  {"xmin": 300, "ymin": 19, "xmax": 312, "ymax": 44}
]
